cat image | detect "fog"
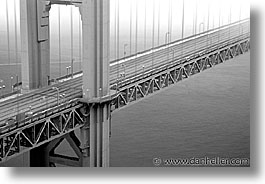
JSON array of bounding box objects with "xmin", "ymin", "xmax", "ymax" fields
[{"xmin": 0, "ymin": 0, "xmax": 250, "ymax": 61}]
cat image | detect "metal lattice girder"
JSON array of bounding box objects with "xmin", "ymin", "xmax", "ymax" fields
[
  {"xmin": 113, "ymin": 38, "xmax": 250, "ymax": 109},
  {"xmin": 0, "ymin": 101, "xmax": 86, "ymax": 163}
]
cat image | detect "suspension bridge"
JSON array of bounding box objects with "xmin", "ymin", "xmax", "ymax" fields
[{"xmin": 0, "ymin": 0, "xmax": 250, "ymax": 167}]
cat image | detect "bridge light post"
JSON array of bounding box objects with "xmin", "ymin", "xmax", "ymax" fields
[
  {"xmin": 124, "ymin": 44, "xmax": 128, "ymax": 58},
  {"xmin": 0, "ymin": 80, "xmax": 4, "ymax": 97},
  {"xmin": 11, "ymin": 77, "xmax": 13, "ymax": 92},
  {"xmin": 66, "ymin": 67, "xmax": 69, "ymax": 76},
  {"xmin": 69, "ymin": 66, "xmax": 71, "ymax": 77},
  {"xmin": 16, "ymin": 75, "xmax": 18, "ymax": 91},
  {"xmin": 172, "ymin": 49, "xmax": 175, "ymax": 63},
  {"xmin": 199, "ymin": 23, "xmax": 205, "ymax": 34},
  {"xmin": 165, "ymin": 32, "xmax": 170, "ymax": 45},
  {"xmin": 47, "ymin": 75, "xmax": 50, "ymax": 86},
  {"xmin": 123, "ymin": 44, "xmax": 128, "ymax": 79},
  {"xmin": 0, "ymin": 85, "xmax": 5, "ymax": 97},
  {"xmin": 71, "ymin": 59, "xmax": 74, "ymax": 78},
  {"xmin": 121, "ymin": 64, "xmax": 126, "ymax": 79},
  {"xmin": 165, "ymin": 32, "xmax": 171, "ymax": 69}
]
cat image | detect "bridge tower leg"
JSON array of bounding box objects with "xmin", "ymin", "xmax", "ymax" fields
[
  {"xmin": 20, "ymin": 0, "xmax": 50, "ymax": 90},
  {"xmin": 80, "ymin": 0, "xmax": 111, "ymax": 167}
]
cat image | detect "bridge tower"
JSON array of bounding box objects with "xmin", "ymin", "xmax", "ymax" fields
[
  {"xmin": 20, "ymin": 0, "xmax": 51, "ymax": 90},
  {"xmin": 20, "ymin": 0, "xmax": 111, "ymax": 167},
  {"xmin": 80, "ymin": 0, "xmax": 111, "ymax": 167}
]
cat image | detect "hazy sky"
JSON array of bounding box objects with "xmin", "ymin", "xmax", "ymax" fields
[
  {"xmin": 0, "ymin": 0, "xmax": 250, "ymax": 33},
  {"xmin": 0, "ymin": 0, "xmax": 249, "ymax": 60}
]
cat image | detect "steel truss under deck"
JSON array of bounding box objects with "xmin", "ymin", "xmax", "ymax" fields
[
  {"xmin": 0, "ymin": 100, "xmax": 85, "ymax": 164},
  {"xmin": 0, "ymin": 37, "xmax": 250, "ymax": 165},
  {"xmin": 113, "ymin": 38, "xmax": 250, "ymax": 108}
]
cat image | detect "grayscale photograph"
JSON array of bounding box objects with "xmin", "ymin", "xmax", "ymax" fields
[{"xmin": 0, "ymin": 0, "xmax": 250, "ymax": 167}]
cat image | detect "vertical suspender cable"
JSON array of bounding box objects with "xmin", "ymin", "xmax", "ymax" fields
[
  {"xmin": 70, "ymin": 6, "xmax": 74, "ymax": 77},
  {"xmin": 171, "ymin": 0, "xmax": 173, "ymax": 42},
  {"xmin": 14, "ymin": 0, "xmax": 19, "ymax": 89},
  {"xmin": 14, "ymin": 0, "xmax": 18, "ymax": 65},
  {"xmin": 152, "ymin": 0, "xmax": 155, "ymax": 72},
  {"xmin": 167, "ymin": 0, "xmax": 170, "ymax": 69},
  {"xmin": 114, "ymin": 0, "xmax": 118, "ymax": 88},
  {"xmin": 181, "ymin": 0, "xmax": 185, "ymax": 59},
  {"xmin": 207, "ymin": 2, "xmax": 210, "ymax": 51},
  {"xmin": 135, "ymin": 0, "xmax": 138, "ymax": 77},
  {"xmin": 167, "ymin": 0, "xmax": 170, "ymax": 42},
  {"xmin": 218, "ymin": 2, "xmax": 221, "ymax": 50},
  {"xmin": 169, "ymin": 0, "xmax": 172, "ymax": 42},
  {"xmin": 169, "ymin": 0, "xmax": 173, "ymax": 67},
  {"xmin": 58, "ymin": 6, "xmax": 62, "ymax": 77},
  {"xmin": 117, "ymin": 0, "xmax": 120, "ymax": 80},
  {"xmin": 194, "ymin": 0, "xmax": 198, "ymax": 52},
  {"xmin": 130, "ymin": 0, "xmax": 132, "ymax": 55},
  {"xmin": 79, "ymin": 13, "xmax": 82, "ymax": 71},
  {"xmin": 212, "ymin": 9, "xmax": 214, "ymax": 29},
  {"xmin": 157, "ymin": 0, "xmax": 160, "ymax": 46},
  {"xmin": 135, "ymin": 0, "xmax": 138, "ymax": 54},
  {"xmin": 229, "ymin": 5, "xmax": 231, "ymax": 45},
  {"xmin": 239, "ymin": 4, "xmax": 242, "ymax": 36},
  {"xmin": 114, "ymin": 0, "xmax": 117, "ymax": 65},
  {"xmin": 14, "ymin": 0, "xmax": 20, "ymax": 127},
  {"xmin": 6, "ymin": 0, "xmax": 10, "ymax": 65},
  {"xmin": 193, "ymin": 1, "xmax": 195, "ymax": 35},
  {"xmin": 144, "ymin": 0, "xmax": 147, "ymax": 50}
]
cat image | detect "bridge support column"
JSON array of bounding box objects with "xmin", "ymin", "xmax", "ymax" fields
[
  {"xmin": 81, "ymin": 0, "xmax": 111, "ymax": 167},
  {"xmin": 30, "ymin": 142, "xmax": 50, "ymax": 167},
  {"xmin": 30, "ymin": 132, "xmax": 84, "ymax": 167},
  {"xmin": 20, "ymin": 0, "xmax": 50, "ymax": 90}
]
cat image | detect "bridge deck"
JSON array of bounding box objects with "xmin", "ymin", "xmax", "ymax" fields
[{"xmin": 0, "ymin": 19, "xmax": 250, "ymax": 127}]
